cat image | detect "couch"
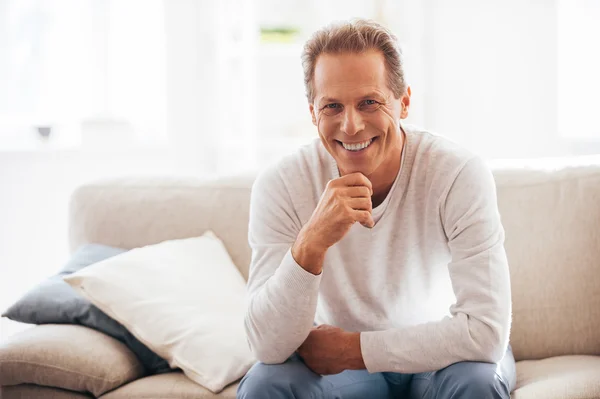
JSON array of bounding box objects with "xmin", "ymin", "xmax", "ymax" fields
[{"xmin": 1, "ymin": 156, "xmax": 600, "ymax": 399}]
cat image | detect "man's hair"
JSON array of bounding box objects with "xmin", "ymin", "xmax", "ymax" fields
[{"xmin": 301, "ymin": 19, "xmax": 407, "ymax": 103}]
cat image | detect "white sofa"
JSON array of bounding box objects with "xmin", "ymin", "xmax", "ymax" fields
[{"xmin": 1, "ymin": 156, "xmax": 600, "ymax": 398}]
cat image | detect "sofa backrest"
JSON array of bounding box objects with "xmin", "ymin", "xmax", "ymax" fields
[
  {"xmin": 491, "ymin": 156, "xmax": 600, "ymax": 361},
  {"xmin": 69, "ymin": 174, "xmax": 255, "ymax": 280},
  {"xmin": 69, "ymin": 157, "xmax": 600, "ymax": 361}
]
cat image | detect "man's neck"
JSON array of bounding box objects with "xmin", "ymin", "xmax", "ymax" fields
[{"xmin": 368, "ymin": 128, "xmax": 405, "ymax": 208}]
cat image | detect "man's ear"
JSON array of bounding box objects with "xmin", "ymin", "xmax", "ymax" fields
[
  {"xmin": 309, "ymin": 103, "xmax": 317, "ymax": 126},
  {"xmin": 400, "ymin": 86, "xmax": 411, "ymax": 119}
]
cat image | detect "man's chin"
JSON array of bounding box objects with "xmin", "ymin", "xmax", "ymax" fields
[
  {"xmin": 337, "ymin": 162, "xmax": 373, "ymax": 177},
  {"xmin": 325, "ymin": 144, "xmax": 374, "ymax": 176}
]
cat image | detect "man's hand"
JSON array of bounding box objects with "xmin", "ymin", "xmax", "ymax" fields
[
  {"xmin": 296, "ymin": 324, "xmax": 365, "ymax": 375},
  {"xmin": 292, "ymin": 173, "xmax": 374, "ymax": 275}
]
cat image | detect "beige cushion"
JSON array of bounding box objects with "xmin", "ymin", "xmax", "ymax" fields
[
  {"xmin": 100, "ymin": 372, "xmax": 239, "ymax": 399},
  {"xmin": 68, "ymin": 176, "xmax": 254, "ymax": 280},
  {"xmin": 1, "ymin": 384, "xmax": 92, "ymax": 398},
  {"xmin": 492, "ymin": 157, "xmax": 600, "ymax": 360},
  {"xmin": 0, "ymin": 324, "xmax": 145, "ymax": 397},
  {"xmin": 512, "ymin": 355, "xmax": 600, "ymax": 398}
]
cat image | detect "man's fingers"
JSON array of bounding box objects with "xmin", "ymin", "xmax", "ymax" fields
[
  {"xmin": 354, "ymin": 210, "xmax": 375, "ymax": 228},
  {"xmin": 344, "ymin": 186, "xmax": 372, "ymax": 198},
  {"xmin": 338, "ymin": 172, "xmax": 373, "ymax": 196},
  {"xmin": 347, "ymin": 197, "xmax": 372, "ymax": 212}
]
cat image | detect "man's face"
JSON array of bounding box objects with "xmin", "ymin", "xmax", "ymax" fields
[{"xmin": 309, "ymin": 50, "xmax": 410, "ymax": 177}]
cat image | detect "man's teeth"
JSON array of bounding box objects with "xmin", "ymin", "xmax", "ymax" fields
[{"xmin": 342, "ymin": 139, "xmax": 373, "ymax": 151}]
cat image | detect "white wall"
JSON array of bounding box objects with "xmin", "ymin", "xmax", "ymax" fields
[
  {"xmin": 423, "ymin": 0, "xmax": 562, "ymax": 158},
  {"xmin": 393, "ymin": 0, "xmax": 569, "ymax": 159}
]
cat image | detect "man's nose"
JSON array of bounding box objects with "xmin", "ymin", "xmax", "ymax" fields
[{"xmin": 341, "ymin": 107, "xmax": 365, "ymax": 136}]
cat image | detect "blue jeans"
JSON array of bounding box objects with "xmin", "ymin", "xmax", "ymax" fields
[{"xmin": 237, "ymin": 345, "xmax": 516, "ymax": 398}]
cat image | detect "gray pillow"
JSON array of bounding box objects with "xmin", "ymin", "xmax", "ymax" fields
[{"xmin": 1, "ymin": 243, "xmax": 172, "ymax": 375}]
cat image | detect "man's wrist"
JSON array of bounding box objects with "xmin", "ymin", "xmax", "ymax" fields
[
  {"xmin": 291, "ymin": 231, "xmax": 327, "ymax": 275},
  {"xmin": 344, "ymin": 332, "xmax": 366, "ymax": 370}
]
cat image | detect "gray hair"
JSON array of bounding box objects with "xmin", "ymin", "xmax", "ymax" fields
[{"xmin": 301, "ymin": 19, "xmax": 407, "ymax": 103}]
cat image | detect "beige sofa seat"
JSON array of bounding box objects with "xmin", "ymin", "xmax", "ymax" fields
[
  {"xmin": 100, "ymin": 372, "xmax": 239, "ymax": 399},
  {"xmin": 512, "ymin": 355, "xmax": 600, "ymax": 399},
  {"xmin": 1, "ymin": 384, "xmax": 93, "ymax": 398}
]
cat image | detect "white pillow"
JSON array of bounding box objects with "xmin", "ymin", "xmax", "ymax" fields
[{"xmin": 63, "ymin": 231, "xmax": 255, "ymax": 393}]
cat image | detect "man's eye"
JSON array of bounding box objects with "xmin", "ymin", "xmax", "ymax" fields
[
  {"xmin": 321, "ymin": 103, "xmax": 343, "ymax": 115},
  {"xmin": 360, "ymin": 99, "xmax": 381, "ymax": 111},
  {"xmin": 362, "ymin": 99, "xmax": 379, "ymax": 106}
]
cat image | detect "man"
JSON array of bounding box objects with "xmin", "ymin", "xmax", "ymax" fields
[{"xmin": 237, "ymin": 19, "xmax": 516, "ymax": 398}]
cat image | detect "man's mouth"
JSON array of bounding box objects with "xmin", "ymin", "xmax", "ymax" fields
[{"xmin": 336, "ymin": 137, "xmax": 377, "ymax": 152}]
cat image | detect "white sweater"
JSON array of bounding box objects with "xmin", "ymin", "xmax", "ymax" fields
[{"xmin": 244, "ymin": 125, "xmax": 512, "ymax": 373}]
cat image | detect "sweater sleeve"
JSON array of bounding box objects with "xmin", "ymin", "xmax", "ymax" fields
[
  {"xmin": 244, "ymin": 166, "xmax": 322, "ymax": 364},
  {"xmin": 360, "ymin": 156, "xmax": 512, "ymax": 373}
]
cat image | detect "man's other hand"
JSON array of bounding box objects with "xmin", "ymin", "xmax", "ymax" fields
[{"xmin": 297, "ymin": 324, "xmax": 365, "ymax": 375}]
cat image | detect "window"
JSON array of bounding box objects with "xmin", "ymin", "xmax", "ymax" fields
[{"xmin": 0, "ymin": 0, "xmax": 167, "ymax": 150}]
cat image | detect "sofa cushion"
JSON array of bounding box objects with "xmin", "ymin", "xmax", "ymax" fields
[
  {"xmin": 63, "ymin": 232, "xmax": 255, "ymax": 393},
  {"xmin": 0, "ymin": 324, "xmax": 144, "ymax": 397},
  {"xmin": 512, "ymin": 355, "xmax": 600, "ymax": 399},
  {"xmin": 1, "ymin": 243, "xmax": 171, "ymax": 374},
  {"xmin": 99, "ymin": 372, "xmax": 238, "ymax": 399},
  {"xmin": 492, "ymin": 159, "xmax": 600, "ymax": 360},
  {"xmin": 1, "ymin": 384, "xmax": 92, "ymax": 398}
]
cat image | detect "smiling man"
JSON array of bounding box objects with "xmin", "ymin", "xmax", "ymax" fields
[{"xmin": 238, "ymin": 19, "xmax": 516, "ymax": 399}]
